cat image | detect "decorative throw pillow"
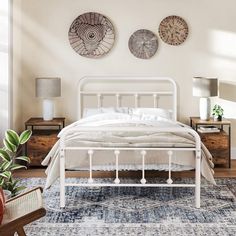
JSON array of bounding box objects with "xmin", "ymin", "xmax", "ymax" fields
[
  {"xmin": 130, "ymin": 108, "xmax": 172, "ymax": 120},
  {"xmin": 0, "ymin": 188, "xmax": 5, "ymax": 224},
  {"xmin": 83, "ymin": 107, "xmax": 129, "ymax": 118}
]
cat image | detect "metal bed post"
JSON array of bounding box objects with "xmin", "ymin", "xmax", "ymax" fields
[
  {"xmin": 195, "ymin": 148, "xmax": 201, "ymax": 208},
  {"xmin": 60, "ymin": 140, "xmax": 66, "ymax": 208}
]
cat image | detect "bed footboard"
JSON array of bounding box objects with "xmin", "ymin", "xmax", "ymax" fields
[{"xmin": 59, "ymin": 127, "xmax": 201, "ymax": 209}]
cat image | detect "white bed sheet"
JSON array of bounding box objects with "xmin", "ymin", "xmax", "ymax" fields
[{"xmin": 42, "ymin": 112, "xmax": 215, "ymax": 188}]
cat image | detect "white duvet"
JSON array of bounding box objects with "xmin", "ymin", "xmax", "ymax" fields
[{"xmin": 42, "ymin": 113, "xmax": 215, "ymax": 188}]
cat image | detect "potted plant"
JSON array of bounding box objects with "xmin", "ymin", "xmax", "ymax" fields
[
  {"xmin": 0, "ymin": 129, "xmax": 32, "ymax": 198},
  {"xmin": 212, "ymin": 104, "xmax": 224, "ymax": 121}
]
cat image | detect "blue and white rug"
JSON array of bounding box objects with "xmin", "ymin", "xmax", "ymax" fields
[{"xmin": 19, "ymin": 178, "xmax": 236, "ymax": 235}]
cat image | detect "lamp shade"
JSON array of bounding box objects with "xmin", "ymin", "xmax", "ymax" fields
[
  {"xmin": 193, "ymin": 77, "xmax": 218, "ymax": 97},
  {"xmin": 36, "ymin": 77, "xmax": 61, "ymax": 98}
]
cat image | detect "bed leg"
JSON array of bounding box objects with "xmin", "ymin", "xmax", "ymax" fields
[
  {"xmin": 167, "ymin": 151, "xmax": 173, "ymax": 184},
  {"xmin": 140, "ymin": 150, "xmax": 146, "ymax": 184},
  {"xmin": 195, "ymin": 151, "xmax": 201, "ymax": 208},
  {"xmin": 114, "ymin": 150, "xmax": 120, "ymax": 184},
  {"xmin": 88, "ymin": 150, "xmax": 94, "ymax": 184},
  {"xmin": 60, "ymin": 149, "xmax": 65, "ymax": 208}
]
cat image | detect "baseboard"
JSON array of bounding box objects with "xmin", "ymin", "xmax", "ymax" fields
[{"xmin": 231, "ymin": 147, "xmax": 236, "ymax": 159}]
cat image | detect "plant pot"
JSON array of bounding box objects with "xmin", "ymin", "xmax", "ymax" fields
[
  {"xmin": 213, "ymin": 116, "xmax": 222, "ymax": 121},
  {"xmin": 3, "ymin": 190, "xmax": 11, "ymax": 200}
]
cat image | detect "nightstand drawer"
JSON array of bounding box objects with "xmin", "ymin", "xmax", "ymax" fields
[
  {"xmin": 199, "ymin": 132, "xmax": 228, "ymax": 150},
  {"xmin": 27, "ymin": 131, "xmax": 58, "ymax": 166},
  {"xmin": 25, "ymin": 117, "xmax": 65, "ymax": 167},
  {"xmin": 199, "ymin": 132, "xmax": 229, "ymax": 166},
  {"xmin": 210, "ymin": 150, "xmax": 229, "ymax": 165}
]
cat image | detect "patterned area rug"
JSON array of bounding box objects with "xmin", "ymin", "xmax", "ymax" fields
[{"xmin": 19, "ymin": 178, "xmax": 236, "ymax": 236}]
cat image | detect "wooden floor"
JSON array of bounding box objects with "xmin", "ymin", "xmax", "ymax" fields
[{"xmin": 14, "ymin": 160, "xmax": 236, "ymax": 178}]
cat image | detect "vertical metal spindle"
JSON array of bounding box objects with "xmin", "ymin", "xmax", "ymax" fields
[
  {"xmin": 114, "ymin": 150, "xmax": 120, "ymax": 184},
  {"xmin": 167, "ymin": 150, "xmax": 173, "ymax": 184},
  {"xmin": 88, "ymin": 150, "xmax": 94, "ymax": 183},
  {"xmin": 153, "ymin": 94, "xmax": 157, "ymax": 108},
  {"xmin": 97, "ymin": 94, "xmax": 102, "ymax": 108},
  {"xmin": 140, "ymin": 150, "xmax": 146, "ymax": 184},
  {"xmin": 116, "ymin": 94, "xmax": 120, "ymax": 108},
  {"xmin": 134, "ymin": 94, "xmax": 139, "ymax": 108}
]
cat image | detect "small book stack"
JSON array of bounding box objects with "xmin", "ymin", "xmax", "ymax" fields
[{"xmin": 197, "ymin": 125, "xmax": 220, "ymax": 133}]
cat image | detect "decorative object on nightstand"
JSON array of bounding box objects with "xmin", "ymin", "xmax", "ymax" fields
[
  {"xmin": 25, "ymin": 117, "xmax": 65, "ymax": 166},
  {"xmin": 190, "ymin": 117, "xmax": 231, "ymax": 168},
  {"xmin": 197, "ymin": 125, "xmax": 220, "ymax": 133},
  {"xmin": 36, "ymin": 77, "xmax": 61, "ymax": 121},
  {"xmin": 212, "ymin": 104, "xmax": 224, "ymax": 121},
  {"xmin": 193, "ymin": 77, "xmax": 218, "ymax": 121}
]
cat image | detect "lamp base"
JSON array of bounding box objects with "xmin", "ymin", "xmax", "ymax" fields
[
  {"xmin": 199, "ymin": 97, "xmax": 210, "ymax": 120},
  {"xmin": 43, "ymin": 98, "xmax": 54, "ymax": 121}
]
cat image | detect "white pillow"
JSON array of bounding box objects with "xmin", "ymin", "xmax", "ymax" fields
[
  {"xmin": 83, "ymin": 107, "xmax": 129, "ymax": 118},
  {"xmin": 130, "ymin": 108, "xmax": 171, "ymax": 120}
]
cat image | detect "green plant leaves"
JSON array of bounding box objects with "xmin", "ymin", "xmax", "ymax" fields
[
  {"xmin": 1, "ymin": 129, "xmax": 32, "ymax": 194},
  {"xmin": 10, "ymin": 164, "xmax": 27, "ymax": 171},
  {"xmin": 212, "ymin": 104, "xmax": 224, "ymax": 117},
  {"xmin": 0, "ymin": 149, "xmax": 11, "ymax": 162},
  {"xmin": 2, "ymin": 160, "xmax": 12, "ymax": 171},
  {"xmin": 15, "ymin": 186, "xmax": 26, "ymax": 194},
  {"xmin": 5, "ymin": 130, "xmax": 19, "ymax": 147},
  {"xmin": 0, "ymin": 162, "xmax": 8, "ymax": 171},
  {"xmin": 15, "ymin": 156, "xmax": 30, "ymax": 163},
  {"xmin": 3, "ymin": 138, "xmax": 17, "ymax": 153},
  {"xmin": 19, "ymin": 130, "xmax": 32, "ymax": 144},
  {"xmin": 3, "ymin": 180, "xmax": 26, "ymax": 196},
  {"xmin": 0, "ymin": 171, "xmax": 11, "ymax": 179},
  {"xmin": 12, "ymin": 179, "xmax": 19, "ymax": 188}
]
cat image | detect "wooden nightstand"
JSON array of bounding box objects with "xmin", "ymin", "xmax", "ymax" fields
[
  {"xmin": 25, "ymin": 117, "xmax": 65, "ymax": 166},
  {"xmin": 190, "ymin": 117, "xmax": 231, "ymax": 168}
]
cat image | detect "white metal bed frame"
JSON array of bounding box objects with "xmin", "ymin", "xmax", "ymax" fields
[{"xmin": 59, "ymin": 76, "xmax": 201, "ymax": 208}]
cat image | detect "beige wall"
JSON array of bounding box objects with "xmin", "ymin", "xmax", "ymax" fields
[{"xmin": 12, "ymin": 0, "xmax": 236, "ymax": 149}]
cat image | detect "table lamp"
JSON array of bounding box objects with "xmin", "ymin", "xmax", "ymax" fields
[
  {"xmin": 193, "ymin": 77, "xmax": 218, "ymax": 120},
  {"xmin": 36, "ymin": 77, "xmax": 61, "ymax": 121}
]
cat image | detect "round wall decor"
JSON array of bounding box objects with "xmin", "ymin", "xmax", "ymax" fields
[
  {"xmin": 158, "ymin": 15, "xmax": 188, "ymax": 46},
  {"xmin": 68, "ymin": 12, "xmax": 115, "ymax": 58},
  {"xmin": 128, "ymin": 29, "xmax": 158, "ymax": 59}
]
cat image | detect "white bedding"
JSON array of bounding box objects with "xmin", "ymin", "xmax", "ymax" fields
[{"xmin": 42, "ymin": 112, "xmax": 215, "ymax": 188}]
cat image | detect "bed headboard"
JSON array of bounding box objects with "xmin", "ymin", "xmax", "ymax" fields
[{"xmin": 78, "ymin": 76, "xmax": 177, "ymax": 121}]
